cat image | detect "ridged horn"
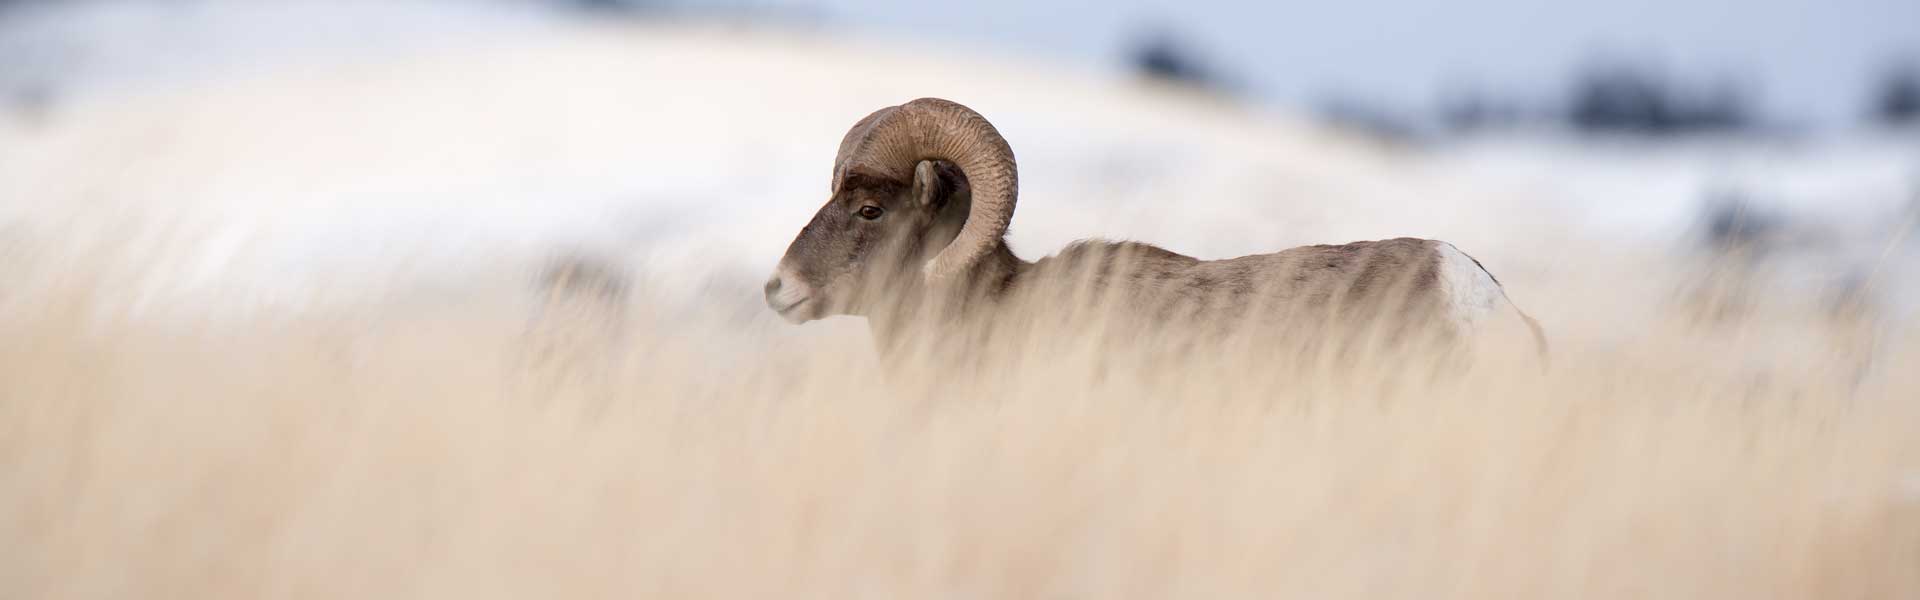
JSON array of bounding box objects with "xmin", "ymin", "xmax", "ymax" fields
[{"xmin": 831, "ymin": 98, "xmax": 1017, "ymax": 282}]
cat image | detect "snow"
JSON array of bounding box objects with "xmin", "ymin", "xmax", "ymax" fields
[{"xmin": 0, "ymin": 0, "xmax": 1913, "ymax": 324}]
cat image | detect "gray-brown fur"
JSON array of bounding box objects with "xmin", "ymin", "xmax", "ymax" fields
[
  {"xmin": 766, "ymin": 97, "xmax": 1540, "ymax": 366},
  {"xmin": 981, "ymin": 236, "xmax": 1458, "ymax": 363}
]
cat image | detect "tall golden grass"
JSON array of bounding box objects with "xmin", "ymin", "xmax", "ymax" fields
[{"xmin": 2, "ymin": 246, "xmax": 1915, "ymax": 599}]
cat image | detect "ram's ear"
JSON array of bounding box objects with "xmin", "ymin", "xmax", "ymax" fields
[
  {"xmin": 910, "ymin": 160, "xmax": 943, "ymax": 209},
  {"xmin": 910, "ymin": 159, "xmax": 970, "ymax": 211}
]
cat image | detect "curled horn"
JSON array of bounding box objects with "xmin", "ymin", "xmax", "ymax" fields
[{"xmin": 831, "ymin": 98, "xmax": 1018, "ymax": 281}]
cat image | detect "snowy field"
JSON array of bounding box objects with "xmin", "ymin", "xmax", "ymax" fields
[{"xmin": 2, "ymin": 2, "xmax": 1916, "ymax": 598}]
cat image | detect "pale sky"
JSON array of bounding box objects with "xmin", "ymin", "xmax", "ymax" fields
[{"xmin": 788, "ymin": 0, "xmax": 1920, "ymax": 127}]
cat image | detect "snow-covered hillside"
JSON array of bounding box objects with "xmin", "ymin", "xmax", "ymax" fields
[{"xmin": 0, "ymin": 0, "xmax": 1912, "ymax": 325}]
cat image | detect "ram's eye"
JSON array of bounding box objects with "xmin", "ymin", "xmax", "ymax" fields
[{"xmin": 857, "ymin": 205, "xmax": 884, "ymax": 220}]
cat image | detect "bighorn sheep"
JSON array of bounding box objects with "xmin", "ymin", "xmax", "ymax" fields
[{"xmin": 764, "ymin": 98, "xmax": 1545, "ymax": 367}]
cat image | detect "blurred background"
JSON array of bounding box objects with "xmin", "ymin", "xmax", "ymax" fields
[
  {"xmin": 1, "ymin": 0, "xmax": 1915, "ymax": 323},
  {"xmin": 2, "ymin": 1, "xmax": 1917, "ymax": 597}
]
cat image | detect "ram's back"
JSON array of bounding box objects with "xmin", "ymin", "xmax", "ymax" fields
[{"xmin": 1016, "ymin": 237, "xmax": 1522, "ymax": 358}]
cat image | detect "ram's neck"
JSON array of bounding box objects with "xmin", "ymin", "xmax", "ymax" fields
[
  {"xmin": 969, "ymin": 239, "xmax": 1030, "ymax": 298},
  {"xmin": 867, "ymin": 238, "xmax": 1029, "ymax": 355}
]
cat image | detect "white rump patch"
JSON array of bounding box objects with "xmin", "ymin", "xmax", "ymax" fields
[{"xmin": 1434, "ymin": 241, "xmax": 1507, "ymax": 331}]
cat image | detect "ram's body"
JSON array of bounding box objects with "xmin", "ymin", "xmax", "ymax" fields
[
  {"xmin": 764, "ymin": 98, "xmax": 1546, "ymax": 366},
  {"xmin": 1026, "ymin": 237, "xmax": 1503, "ymax": 329}
]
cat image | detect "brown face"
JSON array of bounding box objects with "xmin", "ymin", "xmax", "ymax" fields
[{"xmin": 765, "ymin": 161, "xmax": 969, "ymax": 323}]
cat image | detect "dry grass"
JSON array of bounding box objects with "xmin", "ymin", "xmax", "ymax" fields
[
  {"xmin": 2, "ymin": 9, "xmax": 1913, "ymax": 597},
  {"xmin": 2, "ymin": 250, "xmax": 1915, "ymax": 600}
]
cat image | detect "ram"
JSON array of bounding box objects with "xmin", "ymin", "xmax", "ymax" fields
[{"xmin": 764, "ymin": 98, "xmax": 1545, "ymax": 366}]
